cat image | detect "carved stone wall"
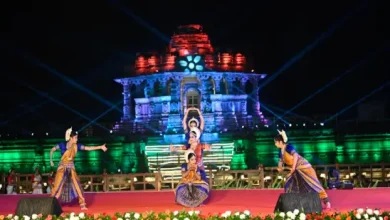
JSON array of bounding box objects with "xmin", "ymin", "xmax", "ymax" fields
[{"xmin": 114, "ymin": 72, "xmax": 266, "ymax": 134}]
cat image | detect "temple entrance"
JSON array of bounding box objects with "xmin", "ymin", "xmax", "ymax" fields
[{"xmin": 186, "ymin": 89, "xmax": 200, "ymax": 109}]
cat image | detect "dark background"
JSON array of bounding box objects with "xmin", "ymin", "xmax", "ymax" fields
[{"xmin": 2, "ymin": 0, "xmax": 388, "ymax": 134}]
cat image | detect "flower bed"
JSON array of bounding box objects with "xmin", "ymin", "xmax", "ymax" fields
[{"xmin": 0, "ymin": 208, "xmax": 389, "ymax": 220}]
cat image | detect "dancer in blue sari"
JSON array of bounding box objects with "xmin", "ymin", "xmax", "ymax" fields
[
  {"xmin": 275, "ymin": 130, "xmax": 331, "ymax": 209},
  {"xmin": 175, "ymin": 152, "xmax": 209, "ymax": 207}
]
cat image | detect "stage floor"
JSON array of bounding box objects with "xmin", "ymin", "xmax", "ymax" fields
[{"xmin": 1, "ymin": 188, "xmax": 390, "ymax": 215}]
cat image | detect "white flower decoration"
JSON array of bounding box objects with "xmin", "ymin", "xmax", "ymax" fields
[{"xmin": 78, "ymin": 213, "xmax": 85, "ymax": 219}]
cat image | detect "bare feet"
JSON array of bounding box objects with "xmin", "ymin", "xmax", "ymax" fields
[
  {"xmin": 325, "ymin": 202, "xmax": 331, "ymax": 209},
  {"xmin": 81, "ymin": 205, "xmax": 88, "ymax": 210}
]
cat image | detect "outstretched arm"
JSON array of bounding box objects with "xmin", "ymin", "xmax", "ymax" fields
[
  {"xmin": 170, "ymin": 144, "xmax": 187, "ymax": 151},
  {"xmin": 195, "ymin": 108, "xmax": 204, "ymax": 132},
  {"xmin": 182, "ymin": 108, "xmax": 191, "ymax": 132},
  {"xmin": 203, "ymin": 144, "xmax": 211, "ymax": 151},
  {"xmin": 49, "ymin": 146, "xmax": 57, "ymax": 167},
  {"xmin": 84, "ymin": 144, "xmax": 107, "ymax": 152}
]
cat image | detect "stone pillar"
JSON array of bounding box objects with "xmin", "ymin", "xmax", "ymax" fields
[
  {"xmin": 159, "ymin": 77, "xmax": 168, "ymax": 96},
  {"xmin": 250, "ymin": 78, "xmax": 261, "ymax": 117},
  {"xmin": 225, "ymin": 77, "xmax": 235, "ymax": 94},
  {"xmin": 200, "ymin": 79, "xmax": 207, "ymax": 112},
  {"xmin": 212, "ymin": 76, "xmax": 222, "ymax": 94},
  {"xmin": 240, "ymin": 77, "xmax": 249, "ymax": 94},
  {"xmin": 122, "ymin": 82, "xmax": 131, "ymax": 120},
  {"xmin": 144, "ymin": 80, "xmax": 153, "ymax": 98}
]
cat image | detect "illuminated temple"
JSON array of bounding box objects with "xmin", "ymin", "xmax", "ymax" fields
[
  {"xmin": 1, "ymin": 25, "xmax": 388, "ymax": 189},
  {"xmin": 114, "ymin": 25, "xmax": 267, "ymax": 136}
]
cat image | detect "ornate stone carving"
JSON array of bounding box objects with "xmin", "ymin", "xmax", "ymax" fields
[
  {"xmin": 170, "ymin": 101, "xmax": 179, "ymax": 113},
  {"xmin": 135, "ymin": 104, "xmax": 141, "ymax": 116},
  {"xmin": 149, "ymin": 102, "xmax": 155, "ymax": 114},
  {"xmin": 241, "ymin": 101, "xmax": 247, "ymax": 112},
  {"xmin": 162, "ymin": 102, "xmax": 169, "ymax": 114},
  {"xmin": 144, "ymin": 84, "xmax": 151, "ymax": 98},
  {"xmin": 115, "ymin": 72, "xmax": 266, "ymax": 132}
]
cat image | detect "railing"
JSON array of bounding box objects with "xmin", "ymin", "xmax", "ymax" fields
[{"xmin": 1, "ymin": 162, "xmax": 389, "ymax": 194}]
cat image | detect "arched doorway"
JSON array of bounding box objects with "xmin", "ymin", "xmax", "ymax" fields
[{"xmin": 186, "ymin": 89, "xmax": 200, "ymax": 109}]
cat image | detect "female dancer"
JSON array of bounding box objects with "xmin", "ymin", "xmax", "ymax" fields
[
  {"xmin": 31, "ymin": 167, "xmax": 43, "ymax": 194},
  {"xmin": 171, "ymin": 127, "xmax": 211, "ymax": 171},
  {"xmin": 49, "ymin": 127, "xmax": 107, "ymax": 210},
  {"xmin": 275, "ymin": 130, "xmax": 331, "ymax": 209},
  {"xmin": 175, "ymin": 151, "xmax": 209, "ymax": 207},
  {"xmin": 182, "ymin": 107, "xmax": 204, "ymax": 141}
]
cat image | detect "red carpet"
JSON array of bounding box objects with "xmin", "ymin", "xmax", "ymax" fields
[{"xmin": 1, "ymin": 189, "xmax": 390, "ymax": 215}]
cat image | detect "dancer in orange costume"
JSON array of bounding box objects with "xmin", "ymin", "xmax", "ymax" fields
[{"xmin": 49, "ymin": 127, "xmax": 107, "ymax": 210}]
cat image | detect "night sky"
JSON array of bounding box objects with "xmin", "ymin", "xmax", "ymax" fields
[{"xmin": 2, "ymin": 0, "xmax": 389, "ymax": 135}]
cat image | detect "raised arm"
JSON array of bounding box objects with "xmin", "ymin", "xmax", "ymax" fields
[
  {"xmin": 50, "ymin": 145, "xmax": 57, "ymax": 167},
  {"xmin": 182, "ymin": 108, "xmax": 191, "ymax": 132},
  {"xmin": 195, "ymin": 108, "xmax": 204, "ymax": 132}
]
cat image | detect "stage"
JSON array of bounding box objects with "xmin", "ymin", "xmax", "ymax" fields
[{"xmin": 1, "ymin": 188, "xmax": 390, "ymax": 215}]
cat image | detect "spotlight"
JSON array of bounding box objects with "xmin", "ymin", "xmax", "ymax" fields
[
  {"xmin": 118, "ymin": 169, "xmax": 121, "ymax": 173},
  {"xmin": 289, "ymin": 124, "xmax": 292, "ymax": 127},
  {"xmin": 46, "ymin": 132, "xmax": 49, "ymax": 136},
  {"xmin": 242, "ymin": 126, "xmax": 244, "ymax": 128},
  {"xmin": 320, "ymin": 123, "xmax": 324, "ymax": 126},
  {"xmin": 264, "ymin": 125, "xmax": 269, "ymax": 128},
  {"xmin": 303, "ymin": 123, "xmax": 306, "ymax": 127},
  {"xmin": 110, "ymin": 130, "xmax": 113, "ymax": 134},
  {"xmin": 31, "ymin": 133, "xmax": 34, "ymax": 136}
]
